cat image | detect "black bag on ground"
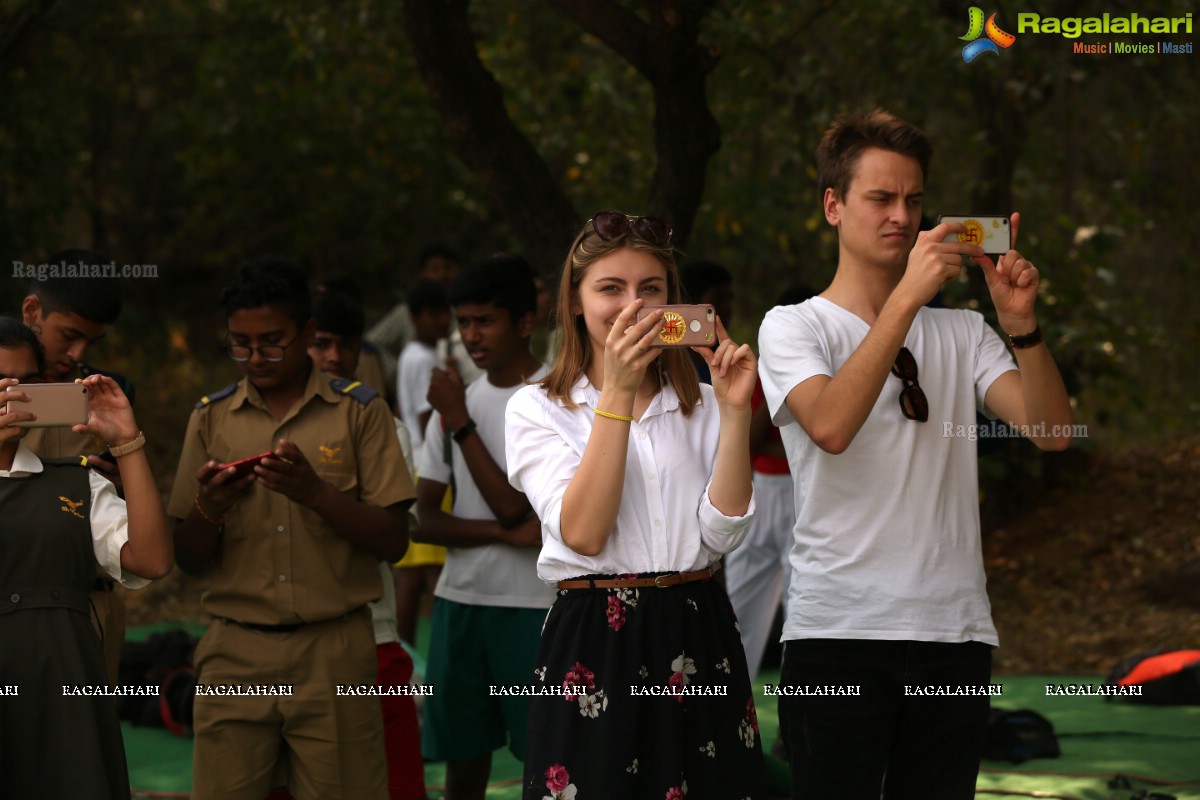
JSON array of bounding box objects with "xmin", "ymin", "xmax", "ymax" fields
[
  {"xmin": 116, "ymin": 628, "xmax": 198, "ymax": 736},
  {"xmin": 982, "ymin": 707, "xmax": 1061, "ymax": 763}
]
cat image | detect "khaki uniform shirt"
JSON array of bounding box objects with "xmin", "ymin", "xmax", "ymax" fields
[
  {"xmin": 166, "ymin": 365, "xmax": 415, "ymax": 625},
  {"xmin": 22, "ymin": 426, "xmax": 102, "ymax": 461}
]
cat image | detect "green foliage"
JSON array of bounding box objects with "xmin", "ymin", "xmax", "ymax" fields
[{"xmin": 1, "ymin": 0, "xmax": 1196, "ymax": 458}]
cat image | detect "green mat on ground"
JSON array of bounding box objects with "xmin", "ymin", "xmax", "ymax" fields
[{"xmin": 122, "ymin": 622, "xmax": 1200, "ymax": 799}]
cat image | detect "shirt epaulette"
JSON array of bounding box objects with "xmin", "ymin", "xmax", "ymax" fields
[
  {"xmin": 42, "ymin": 456, "xmax": 91, "ymax": 469},
  {"xmin": 329, "ymin": 377, "xmax": 380, "ymax": 405},
  {"xmin": 80, "ymin": 363, "xmax": 136, "ymax": 404},
  {"xmin": 195, "ymin": 383, "xmax": 239, "ymax": 410}
]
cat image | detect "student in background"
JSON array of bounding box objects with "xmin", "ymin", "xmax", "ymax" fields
[
  {"xmin": 725, "ymin": 284, "xmax": 814, "ymax": 681},
  {"xmin": 394, "ymin": 279, "xmax": 453, "ymax": 648},
  {"xmin": 413, "ymin": 254, "xmax": 551, "ymax": 800},
  {"xmin": 367, "ymin": 242, "xmax": 462, "ymax": 387},
  {"xmin": 396, "ymin": 280, "xmax": 453, "ymax": 451},
  {"xmin": 309, "ymin": 290, "xmax": 429, "ymax": 800}
]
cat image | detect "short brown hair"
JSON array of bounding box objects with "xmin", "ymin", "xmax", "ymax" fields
[{"xmin": 817, "ymin": 109, "xmax": 932, "ymax": 201}]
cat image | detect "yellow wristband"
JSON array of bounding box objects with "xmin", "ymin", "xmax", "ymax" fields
[{"xmin": 593, "ymin": 407, "xmax": 634, "ymax": 423}]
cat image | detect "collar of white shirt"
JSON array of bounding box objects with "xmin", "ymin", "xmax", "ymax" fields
[{"xmin": 0, "ymin": 443, "xmax": 45, "ymax": 477}]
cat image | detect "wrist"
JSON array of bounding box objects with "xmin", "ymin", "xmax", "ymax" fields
[
  {"xmin": 999, "ymin": 316, "xmax": 1038, "ymax": 338},
  {"xmin": 596, "ymin": 388, "xmax": 636, "ymax": 416},
  {"xmin": 442, "ymin": 411, "xmax": 471, "ymax": 431},
  {"xmin": 193, "ymin": 494, "xmax": 225, "ymax": 527},
  {"xmin": 108, "ymin": 430, "xmax": 146, "ymax": 458},
  {"xmin": 451, "ymin": 418, "xmax": 477, "ymax": 444},
  {"xmin": 718, "ymin": 401, "xmax": 752, "ymax": 421},
  {"xmin": 306, "ymin": 478, "xmax": 339, "ymax": 513}
]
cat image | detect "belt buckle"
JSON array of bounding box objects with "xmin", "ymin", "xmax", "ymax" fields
[{"xmin": 653, "ymin": 574, "xmax": 670, "ymax": 588}]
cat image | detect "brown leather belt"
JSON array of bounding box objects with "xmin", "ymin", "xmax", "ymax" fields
[{"xmin": 557, "ymin": 565, "xmax": 718, "ymax": 591}]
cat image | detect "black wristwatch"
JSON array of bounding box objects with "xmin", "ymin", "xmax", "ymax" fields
[
  {"xmin": 451, "ymin": 418, "xmax": 477, "ymax": 444},
  {"xmin": 1007, "ymin": 325, "xmax": 1043, "ymax": 349}
]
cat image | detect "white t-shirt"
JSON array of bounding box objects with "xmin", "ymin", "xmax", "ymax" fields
[
  {"xmin": 397, "ymin": 340, "xmax": 440, "ymax": 449},
  {"xmin": 417, "ymin": 365, "xmax": 555, "ymax": 609},
  {"xmin": 2, "ymin": 444, "xmax": 149, "ymax": 589},
  {"xmin": 506, "ymin": 376, "xmax": 756, "ymax": 584},
  {"xmin": 758, "ymin": 298, "xmax": 1016, "ymax": 646}
]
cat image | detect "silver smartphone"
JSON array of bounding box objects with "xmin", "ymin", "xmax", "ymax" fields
[
  {"xmin": 937, "ymin": 214, "xmax": 1012, "ymax": 257},
  {"xmin": 7, "ymin": 382, "xmax": 89, "ymax": 428}
]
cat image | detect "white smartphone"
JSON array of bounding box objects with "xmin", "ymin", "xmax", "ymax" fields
[{"xmin": 937, "ymin": 214, "xmax": 1012, "ymax": 257}]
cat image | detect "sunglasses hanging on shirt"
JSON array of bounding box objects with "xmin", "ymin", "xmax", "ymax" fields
[{"xmin": 892, "ymin": 347, "xmax": 929, "ymax": 423}]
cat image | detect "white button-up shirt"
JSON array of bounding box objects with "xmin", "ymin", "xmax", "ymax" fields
[{"xmin": 506, "ymin": 376, "xmax": 754, "ymax": 584}]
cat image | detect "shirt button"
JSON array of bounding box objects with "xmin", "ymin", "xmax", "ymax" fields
[
  {"xmin": 639, "ymin": 433, "xmax": 647, "ymax": 440},
  {"xmin": 9, "ymin": 593, "xmax": 18, "ymax": 603},
  {"xmin": 276, "ymin": 525, "xmax": 285, "ymax": 533},
  {"xmin": 655, "ymin": 519, "xmax": 662, "ymax": 526},
  {"xmin": 647, "ymin": 473, "xmax": 656, "ymax": 480},
  {"xmin": 277, "ymin": 575, "xmax": 287, "ymax": 582}
]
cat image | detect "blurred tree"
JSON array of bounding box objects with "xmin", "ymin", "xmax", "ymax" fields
[{"xmin": 0, "ymin": 0, "xmax": 1196, "ymax": 457}]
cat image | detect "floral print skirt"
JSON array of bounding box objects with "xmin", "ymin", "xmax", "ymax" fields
[{"xmin": 522, "ymin": 572, "xmax": 767, "ymax": 800}]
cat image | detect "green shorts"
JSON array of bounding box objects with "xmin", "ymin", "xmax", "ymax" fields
[{"xmin": 421, "ymin": 598, "xmax": 548, "ymax": 762}]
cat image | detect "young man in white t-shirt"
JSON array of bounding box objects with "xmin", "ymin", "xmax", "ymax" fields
[
  {"xmin": 396, "ymin": 280, "xmax": 452, "ymax": 450},
  {"xmin": 758, "ymin": 109, "xmax": 1073, "ymax": 799},
  {"xmin": 412, "ymin": 254, "xmax": 552, "ymax": 800}
]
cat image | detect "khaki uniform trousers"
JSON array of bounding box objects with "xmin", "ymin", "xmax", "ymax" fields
[{"xmin": 190, "ymin": 611, "xmax": 386, "ymax": 800}]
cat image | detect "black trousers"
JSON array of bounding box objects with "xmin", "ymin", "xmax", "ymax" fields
[{"xmin": 778, "ymin": 638, "xmax": 993, "ymax": 800}]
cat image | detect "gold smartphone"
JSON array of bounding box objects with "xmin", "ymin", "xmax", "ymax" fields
[{"xmin": 8, "ymin": 382, "xmax": 90, "ymax": 428}]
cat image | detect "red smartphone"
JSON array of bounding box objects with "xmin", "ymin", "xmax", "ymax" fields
[{"xmin": 217, "ymin": 451, "xmax": 273, "ymax": 479}]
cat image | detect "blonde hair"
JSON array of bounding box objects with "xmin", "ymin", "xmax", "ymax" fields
[{"xmin": 539, "ymin": 215, "xmax": 701, "ymax": 416}]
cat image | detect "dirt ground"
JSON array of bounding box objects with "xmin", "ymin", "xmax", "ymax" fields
[
  {"xmin": 986, "ymin": 436, "xmax": 1200, "ymax": 674},
  {"xmin": 124, "ymin": 437, "xmax": 1200, "ymax": 675}
]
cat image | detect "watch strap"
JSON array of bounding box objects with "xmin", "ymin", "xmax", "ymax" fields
[
  {"xmin": 451, "ymin": 418, "xmax": 477, "ymax": 444},
  {"xmin": 1007, "ymin": 325, "xmax": 1043, "ymax": 349},
  {"xmin": 108, "ymin": 430, "xmax": 146, "ymax": 458}
]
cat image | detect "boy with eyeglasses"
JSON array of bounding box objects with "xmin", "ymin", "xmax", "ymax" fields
[
  {"xmin": 167, "ymin": 257, "xmax": 415, "ymax": 800},
  {"xmin": 758, "ymin": 109, "xmax": 1073, "ymax": 799}
]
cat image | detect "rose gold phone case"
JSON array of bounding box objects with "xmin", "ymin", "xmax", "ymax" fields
[
  {"xmin": 636, "ymin": 304, "xmax": 716, "ymax": 348},
  {"xmin": 11, "ymin": 383, "xmax": 89, "ymax": 428}
]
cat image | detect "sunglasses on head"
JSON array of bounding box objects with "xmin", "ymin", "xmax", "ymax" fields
[
  {"xmin": 892, "ymin": 346, "xmax": 929, "ymax": 423},
  {"xmin": 590, "ymin": 211, "xmax": 673, "ymax": 247}
]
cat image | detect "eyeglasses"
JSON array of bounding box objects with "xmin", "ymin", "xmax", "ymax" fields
[
  {"xmin": 891, "ymin": 347, "xmax": 929, "ymax": 422},
  {"xmin": 590, "ymin": 211, "xmax": 673, "ymax": 247},
  {"xmin": 226, "ymin": 335, "xmax": 301, "ymax": 363}
]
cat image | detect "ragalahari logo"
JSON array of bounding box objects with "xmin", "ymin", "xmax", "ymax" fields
[{"xmin": 960, "ymin": 7, "xmax": 1017, "ymax": 62}]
